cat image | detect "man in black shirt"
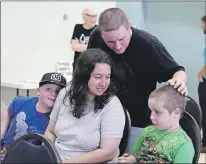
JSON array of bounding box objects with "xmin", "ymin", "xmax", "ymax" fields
[
  {"xmin": 87, "ymin": 8, "xmax": 188, "ymax": 153},
  {"xmin": 71, "ymin": 8, "xmax": 97, "ymax": 71}
]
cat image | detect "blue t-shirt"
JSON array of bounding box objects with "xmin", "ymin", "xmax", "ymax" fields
[{"xmin": 1, "ymin": 96, "xmax": 50, "ymax": 149}]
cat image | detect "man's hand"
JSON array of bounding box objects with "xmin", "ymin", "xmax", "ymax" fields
[
  {"xmin": 168, "ymin": 77, "xmax": 188, "ymax": 96},
  {"xmin": 73, "ymin": 37, "xmax": 80, "ymax": 44},
  {"xmin": 118, "ymin": 153, "xmax": 136, "ymax": 163},
  {"xmin": 198, "ymin": 74, "xmax": 203, "ymax": 82},
  {"xmin": 71, "ymin": 38, "xmax": 87, "ymax": 52},
  {"xmin": 197, "ymin": 65, "xmax": 206, "ymax": 82},
  {"xmin": 198, "ymin": 70, "xmax": 205, "ymax": 82}
]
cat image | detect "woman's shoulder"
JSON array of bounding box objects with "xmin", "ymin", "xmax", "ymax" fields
[
  {"xmin": 58, "ymin": 86, "xmax": 68, "ymax": 97},
  {"xmin": 107, "ymin": 95, "xmax": 122, "ymax": 106},
  {"xmin": 56, "ymin": 84, "xmax": 70, "ymax": 104},
  {"xmin": 102, "ymin": 95, "xmax": 124, "ymax": 113}
]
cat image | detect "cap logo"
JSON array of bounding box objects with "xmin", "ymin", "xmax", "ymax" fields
[{"xmin": 50, "ymin": 73, "xmax": 61, "ymax": 81}]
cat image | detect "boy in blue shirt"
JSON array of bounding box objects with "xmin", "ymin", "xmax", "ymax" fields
[{"xmin": 1, "ymin": 72, "xmax": 66, "ymax": 161}]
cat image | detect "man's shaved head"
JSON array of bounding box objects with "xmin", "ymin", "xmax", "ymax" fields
[{"xmin": 82, "ymin": 8, "xmax": 97, "ymax": 15}]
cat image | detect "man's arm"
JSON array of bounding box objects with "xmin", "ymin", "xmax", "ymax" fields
[
  {"xmin": 152, "ymin": 40, "xmax": 185, "ymax": 83},
  {"xmin": 172, "ymin": 70, "xmax": 187, "ymax": 83},
  {"xmin": 1, "ymin": 109, "xmax": 12, "ymax": 140},
  {"xmin": 71, "ymin": 39, "xmax": 87, "ymax": 52},
  {"xmin": 70, "ymin": 24, "xmax": 87, "ymax": 53},
  {"xmin": 152, "ymin": 38, "xmax": 187, "ymax": 95}
]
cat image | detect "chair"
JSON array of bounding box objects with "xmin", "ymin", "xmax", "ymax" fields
[
  {"xmin": 185, "ymin": 95, "xmax": 202, "ymax": 128},
  {"xmin": 119, "ymin": 107, "xmax": 131, "ymax": 156},
  {"xmin": 180, "ymin": 111, "xmax": 201, "ymax": 164},
  {"xmin": 3, "ymin": 133, "xmax": 61, "ymax": 164}
]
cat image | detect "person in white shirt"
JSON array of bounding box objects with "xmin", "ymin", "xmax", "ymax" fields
[{"xmin": 45, "ymin": 48, "xmax": 125, "ymax": 163}]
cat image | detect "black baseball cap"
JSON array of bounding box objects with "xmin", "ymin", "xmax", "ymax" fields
[{"xmin": 39, "ymin": 72, "xmax": 67, "ymax": 87}]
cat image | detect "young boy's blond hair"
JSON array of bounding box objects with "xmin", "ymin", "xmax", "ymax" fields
[{"xmin": 149, "ymin": 85, "xmax": 186, "ymax": 116}]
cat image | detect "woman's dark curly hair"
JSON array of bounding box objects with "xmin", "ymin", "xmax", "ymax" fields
[{"xmin": 63, "ymin": 48, "xmax": 116, "ymax": 118}]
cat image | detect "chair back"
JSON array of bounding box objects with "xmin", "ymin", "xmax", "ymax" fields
[
  {"xmin": 119, "ymin": 107, "xmax": 131, "ymax": 156},
  {"xmin": 185, "ymin": 95, "xmax": 202, "ymax": 128},
  {"xmin": 3, "ymin": 133, "xmax": 61, "ymax": 164},
  {"xmin": 180, "ymin": 111, "xmax": 201, "ymax": 164}
]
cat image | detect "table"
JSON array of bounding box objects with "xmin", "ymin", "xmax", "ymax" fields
[
  {"xmin": 1, "ymin": 81, "xmax": 39, "ymax": 96},
  {"xmin": 1, "ymin": 76, "xmax": 72, "ymax": 96}
]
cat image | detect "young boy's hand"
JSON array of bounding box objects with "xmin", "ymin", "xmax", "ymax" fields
[{"xmin": 118, "ymin": 153, "xmax": 136, "ymax": 163}]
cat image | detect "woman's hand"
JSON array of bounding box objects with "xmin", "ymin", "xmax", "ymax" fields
[{"xmin": 118, "ymin": 153, "xmax": 136, "ymax": 163}]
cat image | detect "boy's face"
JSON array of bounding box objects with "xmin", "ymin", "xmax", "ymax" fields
[
  {"xmin": 148, "ymin": 98, "xmax": 180, "ymax": 131},
  {"xmin": 37, "ymin": 83, "xmax": 61, "ymax": 109}
]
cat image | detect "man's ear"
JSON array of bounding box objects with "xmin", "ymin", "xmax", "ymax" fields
[
  {"xmin": 37, "ymin": 88, "xmax": 40, "ymax": 96},
  {"xmin": 128, "ymin": 22, "xmax": 132, "ymax": 29}
]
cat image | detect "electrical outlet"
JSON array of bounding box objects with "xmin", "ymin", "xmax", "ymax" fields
[{"xmin": 63, "ymin": 14, "xmax": 68, "ymax": 21}]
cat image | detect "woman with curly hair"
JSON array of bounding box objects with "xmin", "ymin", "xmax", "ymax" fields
[{"xmin": 45, "ymin": 48, "xmax": 125, "ymax": 163}]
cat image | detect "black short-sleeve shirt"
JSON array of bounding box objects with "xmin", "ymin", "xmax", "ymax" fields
[{"xmin": 71, "ymin": 24, "xmax": 97, "ymax": 65}]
